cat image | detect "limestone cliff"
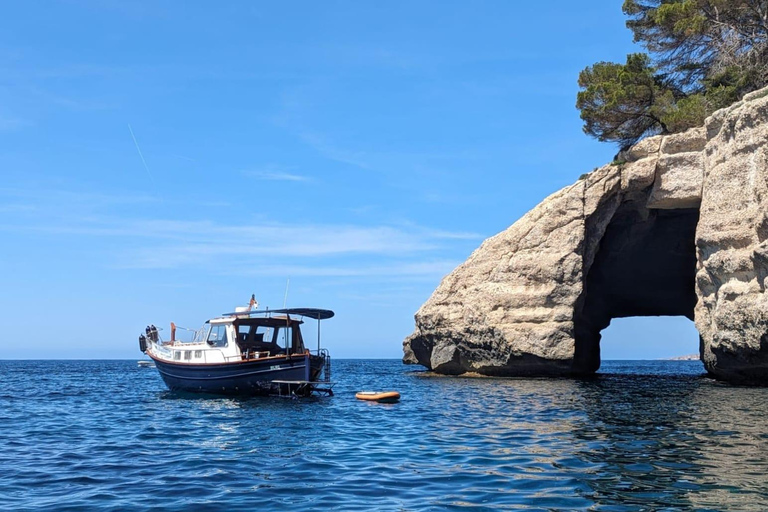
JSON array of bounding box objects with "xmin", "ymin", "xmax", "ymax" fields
[
  {"xmin": 696, "ymin": 88, "xmax": 768, "ymax": 383},
  {"xmin": 403, "ymin": 85, "xmax": 768, "ymax": 384}
]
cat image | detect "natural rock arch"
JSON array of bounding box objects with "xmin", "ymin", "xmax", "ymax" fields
[
  {"xmin": 573, "ymin": 202, "xmax": 700, "ymax": 373},
  {"xmin": 404, "ymin": 86, "xmax": 768, "ymax": 385}
]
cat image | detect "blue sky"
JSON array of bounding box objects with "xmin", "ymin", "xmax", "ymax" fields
[{"xmin": 0, "ymin": 1, "xmax": 699, "ymax": 360}]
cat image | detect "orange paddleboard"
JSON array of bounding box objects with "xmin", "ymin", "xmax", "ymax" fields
[{"xmin": 355, "ymin": 391, "xmax": 400, "ymax": 403}]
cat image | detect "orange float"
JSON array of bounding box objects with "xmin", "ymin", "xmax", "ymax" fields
[{"xmin": 355, "ymin": 391, "xmax": 401, "ymax": 403}]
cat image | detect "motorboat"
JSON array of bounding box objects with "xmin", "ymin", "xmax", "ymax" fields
[{"xmin": 138, "ymin": 307, "xmax": 334, "ymax": 396}]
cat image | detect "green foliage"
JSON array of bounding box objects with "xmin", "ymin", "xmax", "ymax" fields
[
  {"xmin": 578, "ymin": 0, "xmax": 768, "ymax": 148},
  {"xmin": 576, "ymin": 54, "xmax": 665, "ymax": 148},
  {"xmin": 659, "ymin": 93, "xmax": 707, "ymax": 133},
  {"xmin": 623, "ymin": 0, "xmax": 768, "ymax": 88},
  {"xmin": 705, "ymin": 66, "xmax": 763, "ymax": 110}
]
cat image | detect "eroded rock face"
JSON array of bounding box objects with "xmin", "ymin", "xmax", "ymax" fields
[
  {"xmin": 404, "ymin": 180, "xmax": 587, "ymax": 376},
  {"xmin": 404, "ymin": 86, "xmax": 768, "ymax": 384},
  {"xmin": 696, "ymin": 88, "xmax": 768, "ymax": 383}
]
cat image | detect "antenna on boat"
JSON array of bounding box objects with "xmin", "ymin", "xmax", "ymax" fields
[{"xmin": 283, "ymin": 278, "xmax": 290, "ymax": 308}]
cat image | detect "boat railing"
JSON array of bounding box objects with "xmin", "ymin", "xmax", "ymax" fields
[
  {"xmin": 148, "ymin": 326, "xmax": 204, "ymax": 346},
  {"xmin": 241, "ymin": 350, "xmax": 271, "ymax": 361},
  {"xmin": 174, "ymin": 325, "xmax": 202, "ymax": 343},
  {"xmin": 155, "ymin": 345, "xmax": 316, "ymax": 365},
  {"xmin": 313, "ymin": 348, "xmax": 331, "ymax": 382},
  {"xmin": 191, "ymin": 327, "xmax": 207, "ymax": 344}
]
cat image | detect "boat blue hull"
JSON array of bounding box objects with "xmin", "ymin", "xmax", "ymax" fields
[{"xmin": 150, "ymin": 354, "xmax": 320, "ymax": 395}]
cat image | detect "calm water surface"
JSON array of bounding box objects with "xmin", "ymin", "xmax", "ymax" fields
[{"xmin": 2, "ymin": 359, "xmax": 768, "ymax": 511}]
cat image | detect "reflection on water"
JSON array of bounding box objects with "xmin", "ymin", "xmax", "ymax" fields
[
  {"xmin": 1, "ymin": 360, "xmax": 768, "ymax": 511},
  {"xmin": 562, "ymin": 363, "xmax": 768, "ymax": 509}
]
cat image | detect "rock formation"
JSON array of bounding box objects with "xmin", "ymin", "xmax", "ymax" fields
[
  {"xmin": 696, "ymin": 88, "xmax": 768, "ymax": 383},
  {"xmin": 403, "ymin": 86, "xmax": 768, "ymax": 384}
]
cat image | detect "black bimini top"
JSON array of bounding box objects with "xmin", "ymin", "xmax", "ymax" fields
[{"xmin": 222, "ymin": 308, "xmax": 335, "ymax": 320}]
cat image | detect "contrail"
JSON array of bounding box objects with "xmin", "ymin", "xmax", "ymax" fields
[{"xmin": 128, "ymin": 124, "xmax": 161, "ymax": 201}]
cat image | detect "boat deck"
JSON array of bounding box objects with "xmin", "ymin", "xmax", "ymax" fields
[{"xmin": 271, "ymin": 380, "xmax": 335, "ymax": 397}]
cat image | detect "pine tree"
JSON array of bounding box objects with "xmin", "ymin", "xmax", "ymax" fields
[{"xmin": 577, "ymin": 1, "xmax": 768, "ymax": 148}]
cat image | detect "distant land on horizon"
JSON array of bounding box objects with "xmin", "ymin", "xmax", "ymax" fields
[{"xmin": 662, "ymin": 354, "xmax": 700, "ymax": 361}]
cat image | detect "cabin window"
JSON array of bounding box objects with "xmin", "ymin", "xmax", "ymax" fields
[
  {"xmin": 276, "ymin": 326, "xmax": 293, "ymax": 352},
  {"xmin": 207, "ymin": 325, "xmax": 228, "ymax": 347},
  {"xmin": 173, "ymin": 351, "xmax": 181, "ymax": 361},
  {"xmin": 258, "ymin": 326, "xmax": 273, "ymax": 343},
  {"xmin": 194, "ymin": 350, "xmax": 202, "ymax": 358},
  {"xmin": 238, "ymin": 326, "xmax": 272, "ymax": 340},
  {"xmin": 184, "ymin": 351, "xmax": 192, "ymax": 360},
  {"xmin": 236, "ymin": 325, "xmax": 274, "ymax": 346},
  {"xmin": 237, "ymin": 325, "xmax": 251, "ymax": 345}
]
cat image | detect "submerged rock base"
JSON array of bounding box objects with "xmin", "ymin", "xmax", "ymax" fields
[{"xmin": 404, "ymin": 86, "xmax": 768, "ymax": 385}]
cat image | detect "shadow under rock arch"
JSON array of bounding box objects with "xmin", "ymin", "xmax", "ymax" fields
[{"xmin": 572, "ymin": 199, "xmax": 701, "ymax": 373}]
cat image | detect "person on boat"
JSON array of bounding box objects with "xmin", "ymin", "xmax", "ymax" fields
[
  {"xmin": 170, "ymin": 322, "xmax": 176, "ymax": 342},
  {"xmin": 249, "ymin": 294, "xmax": 258, "ymax": 311}
]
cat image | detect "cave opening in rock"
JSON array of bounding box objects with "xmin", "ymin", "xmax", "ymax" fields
[{"xmin": 573, "ymin": 201, "xmax": 701, "ymax": 373}]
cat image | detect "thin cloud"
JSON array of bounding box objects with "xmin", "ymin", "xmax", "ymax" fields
[
  {"xmin": 0, "ymin": 185, "xmax": 482, "ymax": 273},
  {"xmin": 0, "ymin": 213, "xmax": 478, "ymax": 270},
  {"xmin": 0, "ymin": 203, "xmax": 36, "ymax": 213},
  {"xmin": 298, "ymin": 131, "xmax": 372, "ymax": 170},
  {"xmin": 0, "ymin": 116, "xmax": 31, "ymax": 131},
  {"xmin": 0, "ymin": 187, "xmax": 157, "ymax": 206},
  {"xmin": 242, "ymin": 170, "xmax": 310, "ymax": 182},
  {"xmin": 216, "ymin": 260, "xmax": 461, "ymax": 278},
  {"xmin": 0, "ymin": 187, "xmax": 229, "ymax": 210},
  {"xmin": 172, "ymin": 154, "xmax": 197, "ymax": 163},
  {"xmin": 93, "ymin": 220, "xmax": 443, "ymax": 259}
]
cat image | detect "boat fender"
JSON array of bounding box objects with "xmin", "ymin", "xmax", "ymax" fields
[{"xmin": 139, "ymin": 334, "xmax": 147, "ymax": 353}]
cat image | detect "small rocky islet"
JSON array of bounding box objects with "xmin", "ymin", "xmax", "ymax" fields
[{"xmin": 404, "ymin": 86, "xmax": 768, "ymax": 385}]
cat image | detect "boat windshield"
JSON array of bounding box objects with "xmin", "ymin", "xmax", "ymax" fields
[{"xmin": 207, "ymin": 325, "xmax": 228, "ymax": 348}]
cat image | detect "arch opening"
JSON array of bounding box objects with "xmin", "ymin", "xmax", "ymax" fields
[
  {"xmin": 599, "ymin": 316, "xmax": 701, "ymax": 361},
  {"xmin": 573, "ymin": 199, "xmax": 701, "ymax": 373}
]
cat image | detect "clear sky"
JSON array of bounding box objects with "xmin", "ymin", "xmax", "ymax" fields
[{"xmin": 0, "ymin": 1, "xmax": 700, "ymax": 360}]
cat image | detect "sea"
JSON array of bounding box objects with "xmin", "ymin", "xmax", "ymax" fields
[{"xmin": 2, "ymin": 359, "xmax": 768, "ymax": 511}]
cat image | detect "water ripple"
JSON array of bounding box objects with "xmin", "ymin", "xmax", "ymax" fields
[{"xmin": 2, "ymin": 360, "xmax": 768, "ymax": 510}]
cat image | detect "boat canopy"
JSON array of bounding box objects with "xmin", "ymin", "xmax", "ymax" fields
[{"xmin": 221, "ymin": 308, "xmax": 335, "ymax": 320}]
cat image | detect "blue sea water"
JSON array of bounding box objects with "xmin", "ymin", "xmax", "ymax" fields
[{"xmin": 2, "ymin": 359, "xmax": 768, "ymax": 511}]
